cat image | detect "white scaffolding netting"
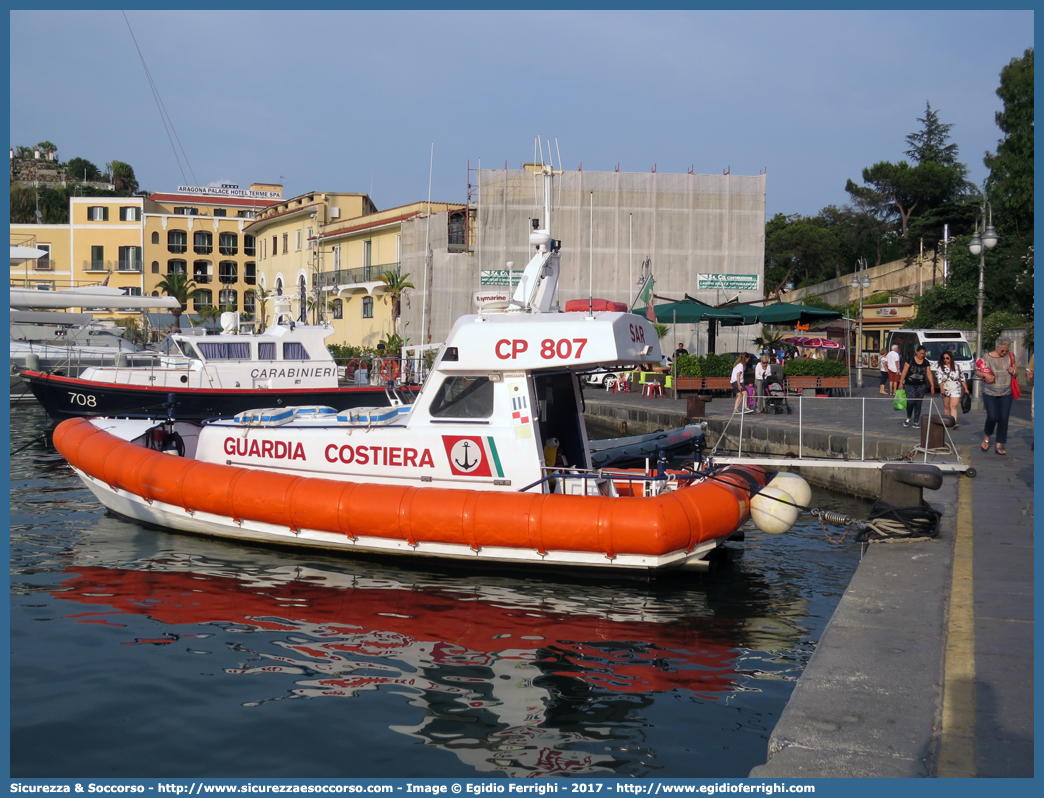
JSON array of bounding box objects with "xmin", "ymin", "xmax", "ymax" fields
[{"xmin": 400, "ymin": 168, "xmax": 766, "ymax": 353}]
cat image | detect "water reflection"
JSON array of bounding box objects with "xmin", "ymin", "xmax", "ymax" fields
[
  {"xmin": 46, "ymin": 516, "xmax": 807, "ymax": 777},
  {"xmin": 11, "ymin": 403, "xmax": 863, "ymax": 777}
]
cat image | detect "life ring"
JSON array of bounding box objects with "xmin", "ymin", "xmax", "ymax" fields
[
  {"xmin": 379, "ymin": 358, "xmax": 401, "ymax": 382},
  {"xmin": 344, "ymin": 359, "xmax": 361, "ymax": 378}
]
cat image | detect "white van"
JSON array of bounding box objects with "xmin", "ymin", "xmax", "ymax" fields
[{"xmin": 886, "ymin": 330, "xmax": 974, "ymax": 379}]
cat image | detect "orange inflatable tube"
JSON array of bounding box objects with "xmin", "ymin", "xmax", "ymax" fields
[{"xmin": 54, "ymin": 418, "xmax": 765, "ymax": 558}]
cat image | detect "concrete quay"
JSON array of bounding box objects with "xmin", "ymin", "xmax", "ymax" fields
[{"xmin": 583, "ymin": 384, "xmax": 1034, "ymax": 778}]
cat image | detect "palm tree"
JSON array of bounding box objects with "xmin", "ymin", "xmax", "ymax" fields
[
  {"xmin": 193, "ymin": 304, "xmax": 223, "ymax": 330},
  {"xmin": 253, "ymin": 284, "xmax": 272, "ymax": 330},
  {"xmin": 156, "ymin": 272, "xmax": 197, "ymax": 329},
  {"xmin": 376, "ymin": 269, "xmax": 415, "ymax": 335}
]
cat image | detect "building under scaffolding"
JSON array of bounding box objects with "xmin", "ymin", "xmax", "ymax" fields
[{"xmin": 399, "ymin": 166, "xmax": 766, "ymax": 354}]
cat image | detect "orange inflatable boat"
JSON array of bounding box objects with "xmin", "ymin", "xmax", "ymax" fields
[{"xmin": 54, "ymin": 417, "xmax": 769, "ymax": 573}]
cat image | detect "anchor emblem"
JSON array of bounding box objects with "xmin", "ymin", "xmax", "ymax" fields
[
  {"xmin": 444, "ymin": 436, "xmax": 491, "ymax": 477},
  {"xmin": 454, "ymin": 441, "xmax": 478, "ymax": 471}
]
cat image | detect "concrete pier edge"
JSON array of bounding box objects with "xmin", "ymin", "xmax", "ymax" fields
[{"xmin": 584, "ymin": 398, "xmax": 963, "ymax": 777}]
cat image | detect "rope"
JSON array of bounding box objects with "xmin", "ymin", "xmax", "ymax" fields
[
  {"xmin": 11, "ymin": 434, "xmax": 47, "ymax": 457},
  {"xmin": 856, "ymin": 498, "xmax": 941, "ymax": 542}
]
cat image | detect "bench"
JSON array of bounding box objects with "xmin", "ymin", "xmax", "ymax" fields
[
  {"xmin": 785, "ymin": 376, "xmax": 819, "ymax": 397},
  {"xmin": 674, "ymin": 377, "xmax": 734, "ymax": 396},
  {"xmin": 819, "ymin": 377, "xmax": 851, "ymax": 396}
]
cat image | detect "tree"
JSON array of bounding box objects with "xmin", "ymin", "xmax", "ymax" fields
[
  {"xmin": 253, "ymin": 284, "xmax": 273, "ymax": 330},
  {"xmin": 376, "ymin": 269, "xmax": 415, "ymax": 335},
  {"xmin": 905, "ymin": 103, "xmax": 968, "ymax": 180},
  {"xmin": 35, "ymin": 140, "xmax": 57, "ymax": 154},
  {"xmin": 846, "ymin": 104, "xmax": 974, "ymax": 241},
  {"xmin": 764, "ymin": 215, "xmax": 840, "ymax": 293},
  {"xmin": 155, "ymin": 272, "xmax": 198, "ymax": 328},
  {"xmin": 193, "ymin": 303, "xmax": 223, "ymax": 329},
  {"xmin": 105, "ymin": 160, "xmax": 139, "ymax": 194},
  {"xmin": 65, "ymin": 157, "xmax": 101, "ymax": 182},
  {"xmin": 984, "ymin": 48, "xmax": 1034, "ymax": 239}
]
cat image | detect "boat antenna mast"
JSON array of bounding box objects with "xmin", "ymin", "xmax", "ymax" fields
[{"xmin": 509, "ymin": 139, "xmax": 562, "ymax": 314}]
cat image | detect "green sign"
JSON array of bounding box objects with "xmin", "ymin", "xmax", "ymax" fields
[
  {"xmin": 481, "ymin": 270, "xmax": 518, "ymax": 286},
  {"xmin": 696, "ymin": 273, "xmax": 760, "ymax": 291}
]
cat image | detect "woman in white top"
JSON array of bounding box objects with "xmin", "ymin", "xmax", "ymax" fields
[
  {"xmin": 731, "ymin": 354, "xmax": 751, "ymax": 414},
  {"xmin": 933, "ymin": 350, "xmax": 967, "ymax": 425},
  {"xmin": 754, "ymin": 354, "xmax": 771, "ymax": 412}
]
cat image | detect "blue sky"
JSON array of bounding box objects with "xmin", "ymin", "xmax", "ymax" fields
[{"xmin": 9, "ymin": 9, "xmax": 1034, "ymax": 219}]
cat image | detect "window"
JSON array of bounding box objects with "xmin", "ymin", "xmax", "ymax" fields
[
  {"xmin": 333, "ymin": 245, "xmax": 341, "ymax": 269},
  {"xmin": 35, "ymin": 243, "xmax": 52, "ymax": 270},
  {"xmin": 193, "ymin": 260, "xmax": 212, "ymax": 283},
  {"xmin": 283, "ymin": 342, "xmax": 310, "ymax": 360},
  {"xmin": 237, "ymin": 210, "xmax": 255, "ymax": 219},
  {"xmin": 244, "ymin": 235, "xmax": 255, "ymax": 256},
  {"xmin": 199, "ymin": 341, "xmax": 251, "ymax": 360},
  {"xmin": 219, "ymin": 232, "xmax": 238, "ymax": 256},
  {"xmin": 258, "ymin": 342, "xmax": 276, "ymax": 360},
  {"xmin": 213, "ymin": 208, "xmax": 226, "ymax": 217},
  {"xmin": 218, "ymin": 289, "xmax": 238, "ymax": 310},
  {"xmin": 126, "ymin": 287, "xmax": 142, "ymax": 297},
  {"xmin": 168, "ymin": 230, "xmax": 187, "ymax": 253},
  {"xmin": 118, "ymin": 246, "xmax": 142, "ymax": 271},
  {"xmin": 272, "ymin": 236, "xmax": 277, "ymax": 256},
  {"xmin": 244, "ymin": 262, "xmax": 256, "ymax": 285},
  {"xmin": 306, "ymin": 227, "xmax": 313, "ymax": 250},
  {"xmin": 194, "ymin": 231, "xmax": 212, "ymax": 254},
  {"xmin": 331, "ymin": 298, "xmax": 343, "ymax": 319},
  {"xmin": 243, "ymin": 290, "xmax": 256, "ymax": 315},
  {"xmin": 296, "ymin": 230, "xmax": 302, "ymax": 251},
  {"xmin": 120, "ymin": 206, "xmax": 140, "ymax": 222},
  {"xmin": 174, "ymin": 207, "xmax": 199, "ymax": 216},
  {"xmin": 362, "ymin": 239, "xmax": 371, "ymax": 269},
  {"xmin": 151, "ymin": 231, "xmax": 159, "ymax": 244},
  {"xmin": 90, "ymin": 246, "xmax": 104, "ymax": 270},
  {"xmin": 428, "ymin": 376, "xmax": 494, "ymax": 419},
  {"xmin": 151, "ymin": 261, "xmax": 160, "ymax": 274},
  {"xmin": 396, "ymin": 234, "xmax": 401, "ymax": 264},
  {"xmin": 362, "ymin": 296, "xmax": 373, "ymax": 318},
  {"xmin": 193, "ymin": 289, "xmax": 213, "ymax": 311},
  {"xmin": 87, "ymin": 206, "xmax": 108, "ymax": 221},
  {"xmin": 282, "ymin": 233, "xmax": 288, "ymax": 254},
  {"xmin": 448, "ymin": 210, "xmax": 466, "ymax": 252},
  {"xmin": 34, "ymin": 281, "xmax": 54, "ymax": 291},
  {"xmin": 218, "ymin": 261, "xmax": 238, "ymax": 283},
  {"xmin": 167, "ymin": 259, "xmax": 187, "ymax": 275}
]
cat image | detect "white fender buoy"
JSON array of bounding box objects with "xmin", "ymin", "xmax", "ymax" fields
[
  {"xmin": 767, "ymin": 472, "xmax": 811, "ymax": 509},
  {"xmin": 750, "ymin": 486, "xmax": 800, "ymax": 535}
]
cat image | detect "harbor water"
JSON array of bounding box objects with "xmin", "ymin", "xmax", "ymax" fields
[{"xmin": 11, "ymin": 404, "xmax": 869, "ymax": 778}]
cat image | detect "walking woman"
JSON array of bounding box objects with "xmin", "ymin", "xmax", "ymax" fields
[
  {"xmin": 977, "ymin": 336, "xmax": 1019, "ymax": 456},
  {"xmin": 731, "ymin": 353, "xmax": 751, "ymax": 414},
  {"xmin": 934, "ymin": 350, "xmax": 968, "ymax": 425},
  {"xmin": 899, "ymin": 345, "xmax": 935, "ymax": 429}
]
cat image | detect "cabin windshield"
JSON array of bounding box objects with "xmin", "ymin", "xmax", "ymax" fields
[
  {"xmin": 178, "ymin": 339, "xmax": 200, "ymax": 360},
  {"xmin": 924, "ymin": 341, "xmax": 972, "ymax": 361},
  {"xmin": 429, "ymin": 376, "xmax": 494, "ymax": 419}
]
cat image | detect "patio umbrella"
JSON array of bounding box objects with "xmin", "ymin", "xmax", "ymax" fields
[
  {"xmin": 636, "ymin": 300, "xmax": 747, "ymax": 325},
  {"xmin": 717, "ymin": 302, "xmax": 843, "ymax": 326},
  {"xmin": 783, "ymin": 335, "xmax": 845, "ymax": 349}
]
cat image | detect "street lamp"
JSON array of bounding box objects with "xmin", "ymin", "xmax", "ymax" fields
[
  {"xmin": 968, "ymin": 201, "xmax": 999, "ymax": 403},
  {"xmin": 849, "ymin": 257, "xmax": 872, "ymax": 388}
]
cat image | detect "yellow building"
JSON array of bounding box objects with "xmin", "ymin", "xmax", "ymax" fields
[
  {"xmin": 10, "ymin": 225, "xmax": 73, "ymax": 292},
  {"xmin": 247, "ymin": 194, "xmax": 464, "ymax": 348},
  {"xmin": 142, "ymin": 184, "xmax": 281, "ymax": 321},
  {"xmin": 10, "ymin": 184, "xmax": 282, "ymax": 324}
]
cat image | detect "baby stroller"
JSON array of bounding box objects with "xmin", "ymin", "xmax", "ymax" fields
[{"xmin": 764, "ymin": 376, "xmax": 792, "ymax": 414}]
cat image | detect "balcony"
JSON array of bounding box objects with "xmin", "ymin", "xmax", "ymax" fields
[
  {"xmin": 118, "ymin": 260, "xmax": 142, "ymax": 273},
  {"xmin": 83, "ymin": 259, "xmax": 112, "ymax": 272},
  {"xmin": 318, "ymin": 263, "xmax": 398, "ymax": 289},
  {"xmin": 32, "ymin": 258, "xmax": 54, "ymax": 271}
]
